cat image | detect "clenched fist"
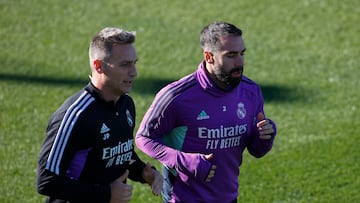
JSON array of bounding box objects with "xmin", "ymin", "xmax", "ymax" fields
[{"xmin": 256, "ymin": 112, "xmax": 275, "ymax": 140}]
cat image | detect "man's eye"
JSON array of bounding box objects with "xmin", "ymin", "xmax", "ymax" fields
[
  {"xmin": 120, "ymin": 61, "xmax": 137, "ymax": 67},
  {"xmin": 227, "ymin": 53, "xmax": 236, "ymax": 58},
  {"xmin": 120, "ymin": 62, "xmax": 132, "ymax": 67}
]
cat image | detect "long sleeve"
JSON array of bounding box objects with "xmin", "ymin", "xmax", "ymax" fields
[
  {"xmin": 37, "ymin": 104, "xmax": 111, "ymax": 203},
  {"xmin": 37, "ymin": 87, "xmax": 145, "ymax": 203},
  {"xmin": 135, "ymin": 83, "xmax": 212, "ymax": 182},
  {"xmin": 247, "ymin": 118, "xmax": 277, "ymax": 158},
  {"xmin": 37, "ymin": 169, "xmax": 111, "ymax": 202},
  {"xmin": 136, "ymin": 62, "xmax": 277, "ymax": 202},
  {"xmin": 246, "ymin": 85, "xmax": 277, "ymax": 158},
  {"xmin": 128, "ymin": 151, "xmax": 147, "ymax": 183}
]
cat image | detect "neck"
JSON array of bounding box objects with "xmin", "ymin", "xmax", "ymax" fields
[{"xmin": 91, "ymin": 79, "xmax": 120, "ymax": 104}]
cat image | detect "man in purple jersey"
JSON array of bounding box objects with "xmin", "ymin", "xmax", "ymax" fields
[
  {"xmin": 37, "ymin": 27, "xmax": 163, "ymax": 203},
  {"xmin": 135, "ymin": 21, "xmax": 277, "ymax": 203}
]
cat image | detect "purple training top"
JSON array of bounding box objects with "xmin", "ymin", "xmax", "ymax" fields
[{"xmin": 136, "ymin": 61, "xmax": 276, "ymax": 203}]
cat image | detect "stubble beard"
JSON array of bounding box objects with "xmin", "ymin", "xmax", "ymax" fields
[{"xmin": 214, "ymin": 66, "xmax": 243, "ymax": 89}]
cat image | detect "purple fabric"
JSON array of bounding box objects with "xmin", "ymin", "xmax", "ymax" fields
[
  {"xmin": 136, "ymin": 61, "xmax": 276, "ymax": 202},
  {"xmin": 66, "ymin": 148, "xmax": 91, "ymax": 180}
]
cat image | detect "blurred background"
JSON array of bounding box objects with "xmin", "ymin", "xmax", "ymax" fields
[{"xmin": 1, "ymin": 0, "xmax": 359, "ymax": 202}]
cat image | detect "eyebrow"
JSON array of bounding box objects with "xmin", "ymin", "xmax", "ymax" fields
[
  {"xmin": 226, "ymin": 48, "xmax": 246, "ymax": 55},
  {"xmin": 121, "ymin": 58, "xmax": 138, "ymax": 63}
]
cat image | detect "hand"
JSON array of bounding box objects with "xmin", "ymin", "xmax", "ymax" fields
[
  {"xmin": 204, "ymin": 153, "xmax": 216, "ymax": 182},
  {"xmin": 142, "ymin": 162, "xmax": 163, "ymax": 196},
  {"xmin": 256, "ymin": 112, "xmax": 274, "ymax": 140},
  {"xmin": 110, "ymin": 170, "xmax": 133, "ymax": 203}
]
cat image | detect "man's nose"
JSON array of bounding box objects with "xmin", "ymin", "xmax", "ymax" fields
[
  {"xmin": 235, "ymin": 55, "xmax": 244, "ymax": 66},
  {"xmin": 130, "ymin": 65, "xmax": 137, "ymax": 77}
]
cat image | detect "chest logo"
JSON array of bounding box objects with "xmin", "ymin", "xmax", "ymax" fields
[
  {"xmin": 197, "ymin": 110, "xmax": 210, "ymax": 120},
  {"xmin": 100, "ymin": 123, "xmax": 111, "ymax": 140},
  {"xmin": 236, "ymin": 102, "xmax": 246, "ymax": 119},
  {"xmin": 126, "ymin": 109, "xmax": 134, "ymax": 127}
]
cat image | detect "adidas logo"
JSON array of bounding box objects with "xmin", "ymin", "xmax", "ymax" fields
[
  {"xmin": 100, "ymin": 123, "xmax": 110, "ymax": 134},
  {"xmin": 197, "ymin": 110, "xmax": 210, "ymax": 120}
]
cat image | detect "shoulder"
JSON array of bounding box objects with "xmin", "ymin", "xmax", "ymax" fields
[
  {"xmin": 241, "ymin": 75, "xmax": 259, "ymax": 85},
  {"xmin": 237, "ymin": 76, "xmax": 263, "ymax": 98},
  {"xmin": 47, "ymin": 89, "xmax": 95, "ymax": 127},
  {"xmin": 122, "ymin": 94, "xmax": 134, "ymax": 102},
  {"xmin": 148, "ymin": 73, "xmax": 197, "ymax": 112},
  {"xmin": 240, "ymin": 76, "xmax": 261, "ymax": 90},
  {"xmin": 156, "ymin": 73, "xmax": 197, "ymax": 98},
  {"xmin": 57, "ymin": 89, "xmax": 93, "ymax": 113},
  {"xmin": 120, "ymin": 94, "xmax": 135, "ymax": 107}
]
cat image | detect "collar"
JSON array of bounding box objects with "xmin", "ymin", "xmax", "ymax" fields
[
  {"xmin": 84, "ymin": 82, "xmax": 117, "ymax": 106},
  {"xmin": 195, "ymin": 60, "xmax": 235, "ymax": 97}
]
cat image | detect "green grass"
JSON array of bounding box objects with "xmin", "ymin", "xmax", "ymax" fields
[{"xmin": 1, "ymin": 0, "xmax": 359, "ymax": 202}]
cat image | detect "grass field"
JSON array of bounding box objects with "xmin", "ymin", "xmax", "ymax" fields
[{"xmin": 1, "ymin": 0, "xmax": 359, "ymax": 202}]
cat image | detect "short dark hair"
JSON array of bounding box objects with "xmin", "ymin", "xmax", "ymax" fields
[{"xmin": 200, "ymin": 21, "xmax": 242, "ymax": 52}]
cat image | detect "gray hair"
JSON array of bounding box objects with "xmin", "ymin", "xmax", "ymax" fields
[
  {"xmin": 89, "ymin": 27, "xmax": 136, "ymax": 60},
  {"xmin": 200, "ymin": 21, "xmax": 242, "ymax": 52}
]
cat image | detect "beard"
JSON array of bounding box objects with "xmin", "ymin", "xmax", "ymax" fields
[{"xmin": 214, "ymin": 65, "xmax": 243, "ymax": 88}]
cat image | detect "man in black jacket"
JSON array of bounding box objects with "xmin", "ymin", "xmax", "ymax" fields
[{"xmin": 37, "ymin": 27, "xmax": 163, "ymax": 203}]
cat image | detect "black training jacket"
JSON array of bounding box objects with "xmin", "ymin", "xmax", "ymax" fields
[{"xmin": 37, "ymin": 83, "xmax": 146, "ymax": 203}]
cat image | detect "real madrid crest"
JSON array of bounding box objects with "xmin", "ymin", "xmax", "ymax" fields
[
  {"xmin": 236, "ymin": 102, "xmax": 246, "ymax": 119},
  {"xmin": 126, "ymin": 109, "xmax": 134, "ymax": 127}
]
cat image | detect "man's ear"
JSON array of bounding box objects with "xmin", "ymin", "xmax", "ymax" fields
[
  {"xmin": 93, "ymin": 59, "xmax": 103, "ymax": 73},
  {"xmin": 204, "ymin": 51, "xmax": 214, "ymax": 64}
]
